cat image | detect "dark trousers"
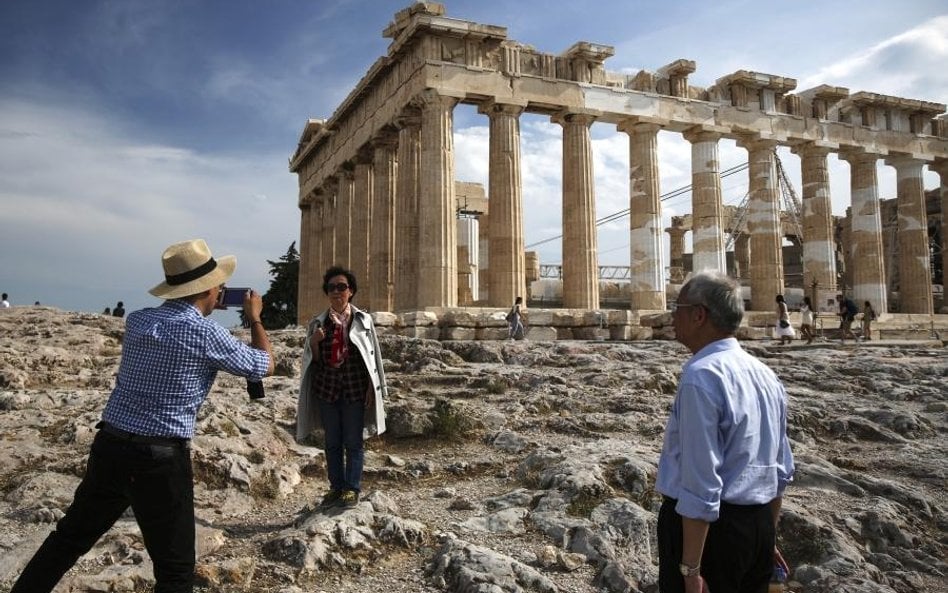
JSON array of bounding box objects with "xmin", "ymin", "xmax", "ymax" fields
[
  {"xmin": 12, "ymin": 430, "xmax": 195, "ymax": 593},
  {"xmin": 658, "ymin": 497, "xmax": 774, "ymax": 593},
  {"xmin": 318, "ymin": 398, "xmax": 365, "ymax": 492}
]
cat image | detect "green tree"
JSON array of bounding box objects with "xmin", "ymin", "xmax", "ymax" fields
[{"xmin": 261, "ymin": 242, "xmax": 299, "ymax": 329}]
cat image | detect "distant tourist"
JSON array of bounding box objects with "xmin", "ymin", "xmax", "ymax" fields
[
  {"xmin": 837, "ymin": 294, "xmax": 858, "ymax": 343},
  {"xmin": 102, "ymin": 307, "xmax": 111, "ymax": 315},
  {"xmin": 775, "ymin": 294, "xmax": 794, "ymax": 345},
  {"xmin": 112, "ymin": 301, "xmax": 125, "ymax": 318},
  {"xmin": 862, "ymin": 301, "xmax": 876, "ymax": 341},
  {"xmin": 297, "ymin": 266, "xmax": 387, "ymax": 510},
  {"xmin": 1, "ymin": 293, "xmax": 9, "ymax": 308},
  {"xmin": 799, "ymin": 296, "xmax": 815, "ymax": 344},
  {"xmin": 658, "ymin": 271, "xmax": 794, "ymax": 593},
  {"xmin": 506, "ymin": 296, "xmax": 527, "ymax": 340},
  {"xmin": 8, "ymin": 239, "xmax": 273, "ymax": 593}
]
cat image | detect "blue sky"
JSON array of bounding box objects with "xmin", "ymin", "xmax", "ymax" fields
[{"xmin": 1, "ymin": 0, "xmax": 946, "ymax": 319}]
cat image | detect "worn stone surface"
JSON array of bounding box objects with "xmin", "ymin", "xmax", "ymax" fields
[{"xmin": 0, "ymin": 306, "xmax": 946, "ymax": 593}]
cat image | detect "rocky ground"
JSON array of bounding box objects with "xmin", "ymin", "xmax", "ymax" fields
[{"xmin": 0, "ymin": 306, "xmax": 945, "ymax": 593}]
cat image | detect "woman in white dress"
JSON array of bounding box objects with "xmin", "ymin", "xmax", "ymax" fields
[
  {"xmin": 775, "ymin": 294, "xmax": 795, "ymax": 345},
  {"xmin": 800, "ymin": 296, "xmax": 815, "ymax": 344}
]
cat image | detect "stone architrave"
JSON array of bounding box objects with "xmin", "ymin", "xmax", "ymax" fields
[
  {"xmin": 793, "ymin": 143, "xmax": 839, "ymax": 308},
  {"xmin": 556, "ymin": 111, "xmax": 599, "ymax": 310},
  {"xmin": 933, "ymin": 159, "xmax": 948, "ymax": 306},
  {"xmin": 666, "ymin": 226, "xmax": 687, "ymax": 283},
  {"xmin": 417, "ymin": 90, "xmax": 459, "ymax": 308},
  {"xmin": 370, "ymin": 133, "xmax": 398, "ymax": 312},
  {"xmin": 682, "ymin": 128, "xmax": 727, "ymax": 274},
  {"xmin": 394, "ymin": 109, "xmax": 422, "ymax": 311},
  {"xmin": 737, "ymin": 137, "xmax": 784, "ymax": 310},
  {"xmin": 335, "ymin": 168, "xmax": 354, "ymax": 268},
  {"xmin": 352, "ymin": 153, "xmax": 374, "ymax": 301},
  {"xmin": 838, "ymin": 150, "xmax": 887, "ymax": 313},
  {"xmin": 886, "ymin": 155, "xmax": 933, "ymax": 314},
  {"xmin": 480, "ymin": 100, "xmax": 527, "ymax": 307},
  {"xmin": 619, "ymin": 120, "xmax": 665, "ymax": 310}
]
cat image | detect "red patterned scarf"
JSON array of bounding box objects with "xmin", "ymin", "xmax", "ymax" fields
[{"xmin": 328, "ymin": 306, "xmax": 351, "ymax": 368}]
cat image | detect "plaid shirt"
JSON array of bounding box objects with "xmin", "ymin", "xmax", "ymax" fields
[
  {"xmin": 309, "ymin": 317, "xmax": 371, "ymax": 404},
  {"xmin": 102, "ymin": 300, "xmax": 270, "ymax": 438}
]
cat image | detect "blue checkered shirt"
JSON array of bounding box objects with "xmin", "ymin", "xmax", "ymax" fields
[{"xmin": 102, "ymin": 300, "xmax": 270, "ymax": 438}]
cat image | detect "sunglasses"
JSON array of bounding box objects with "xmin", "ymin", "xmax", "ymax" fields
[
  {"xmin": 670, "ymin": 301, "xmax": 702, "ymax": 312},
  {"xmin": 326, "ymin": 282, "xmax": 350, "ymax": 293}
]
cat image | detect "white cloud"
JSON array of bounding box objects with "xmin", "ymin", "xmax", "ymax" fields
[
  {"xmin": 0, "ymin": 98, "xmax": 298, "ymax": 318},
  {"xmin": 798, "ymin": 15, "xmax": 948, "ymax": 101}
]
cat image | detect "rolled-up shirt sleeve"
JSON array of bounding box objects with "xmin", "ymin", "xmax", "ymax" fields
[
  {"xmin": 205, "ymin": 324, "xmax": 270, "ymax": 381},
  {"xmin": 675, "ymin": 379, "xmax": 725, "ymax": 522}
]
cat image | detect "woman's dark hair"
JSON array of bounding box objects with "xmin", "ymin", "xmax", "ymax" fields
[
  {"xmin": 775, "ymin": 294, "xmax": 785, "ymax": 303},
  {"xmin": 515, "ymin": 296, "xmax": 523, "ymax": 304},
  {"xmin": 803, "ymin": 296, "xmax": 812, "ymax": 308},
  {"xmin": 322, "ymin": 266, "xmax": 358, "ymax": 296}
]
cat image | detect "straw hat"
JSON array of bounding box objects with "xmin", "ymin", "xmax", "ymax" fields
[{"xmin": 149, "ymin": 239, "xmax": 236, "ymax": 299}]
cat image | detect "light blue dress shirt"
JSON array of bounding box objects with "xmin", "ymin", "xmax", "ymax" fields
[
  {"xmin": 102, "ymin": 300, "xmax": 270, "ymax": 439},
  {"xmin": 657, "ymin": 338, "xmax": 794, "ymax": 522}
]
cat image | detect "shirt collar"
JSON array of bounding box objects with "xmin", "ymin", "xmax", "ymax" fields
[
  {"xmin": 688, "ymin": 337, "xmax": 740, "ymax": 364},
  {"xmin": 164, "ymin": 299, "xmax": 204, "ymax": 317}
]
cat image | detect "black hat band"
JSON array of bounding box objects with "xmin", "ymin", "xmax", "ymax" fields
[{"xmin": 165, "ymin": 258, "xmax": 217, "ymax": 286}]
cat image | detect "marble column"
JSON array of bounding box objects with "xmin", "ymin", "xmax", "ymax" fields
[
  {"xmin": 738, "ymin": 137, "xmax": 784, "ymax": 310},
  {"xmin": 297, "ymin": 199, "xmax": 316, "ymax": 324},
  {"xmin": 793, "ymin": 143, "xmax": 839, "ymax": 309},
  {"xmin": 933, "ymin": 159, "xmax": 948, "ymax": 305},
  {"xmin": 311, "ymin": 198, "xmax": 323, "ymax": 285},
  {"xmin": 838, "ymin": 150, "xmax": 887, "ymax": 312},
  {"xmin": 351, "ymin": 153, "xmax": 373, "ymax": 302},
  {"xmin": 886, "ymin": 155, "xmax": 932, "ymax": 314},
  {"xmin": 394, "ymin": 109, "xmax": 421, "ymax": 311},
  {"xmin": 480, "ymin": 100, "xmax": 526, "ymax": 307},
  {"xmin": 620, "ymin": 121, "xmax": 665, "ymax": 310},
  {"xmin": 666, "ymin": 226, "xmax": 687, "ymax": 284},
  {"xmin": 335, "ymin": 168, "xmax": 354, "ymax": 268},
  {"xmin": 370, "ymin": 134, "xmax": 398, "ymax": 312},
  {"xmin": 417, "ymin": 90, "xmax": 459, "ymax": 308},
  {"xmin": 556, "ymin": 112, "xmax": 599, "ymax": 310},
  {"xmin": 321, "ymin": 179, "xmax": 338, "ymax": 272},
  {"xmin": 682, "ymin": 128, "xmax": 727, "ymax": 274}
]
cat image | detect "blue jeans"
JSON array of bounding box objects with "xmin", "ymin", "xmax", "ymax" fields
[
  {"xmin": 318, "ymin": 398, "xmax": 365, "ymax": 492},
  {"xmin": 12, "ymin": 430, "xmax": 195, "ymax": 593}
]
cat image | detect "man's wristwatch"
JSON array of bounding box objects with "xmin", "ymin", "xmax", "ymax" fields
[{"xmin": 679, "ymin": 562, "xmax": 701, "ymax": 577}]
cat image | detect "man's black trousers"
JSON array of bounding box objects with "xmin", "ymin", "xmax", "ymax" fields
[
  {"xmin": 11, "ymin": 430, "xmax": 195, "ymax": 593},
  {"xmin": 658, "ymin": 497, "xmax": 775, "ymax": 593}
]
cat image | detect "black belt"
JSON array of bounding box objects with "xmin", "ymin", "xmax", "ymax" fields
[
  {"xmin": 663, "ymin": 496, "xmax": 768, "ymax": 513},
  {"xmin": 96, "ymin": 421, "xmax": 190, "ymax": 448}
]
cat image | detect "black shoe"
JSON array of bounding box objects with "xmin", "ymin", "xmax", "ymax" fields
[
  {"xmin": 340, "ymin": 489, "xmax": 359, "ymax": 508},
  {"xmin": 319, "ymin": 489, "xmax": 343, "ymax": 509}
]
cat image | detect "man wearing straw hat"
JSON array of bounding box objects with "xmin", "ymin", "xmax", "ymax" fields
[{"xmin": 10, "ymin": 239, "xmax": 274, "ymax": 593}]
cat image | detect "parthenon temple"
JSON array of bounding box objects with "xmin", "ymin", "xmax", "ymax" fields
[{"xmin": 290, "ymin": 2, "xmax": 948, "ymax": 333}]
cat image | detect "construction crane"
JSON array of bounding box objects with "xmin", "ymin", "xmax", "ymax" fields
[{"xmin": 726, "ymin": 151, "xmax": 803, "ymax": 249}]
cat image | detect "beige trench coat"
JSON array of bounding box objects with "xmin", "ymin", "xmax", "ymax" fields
[{"xmin": 296, "ymin": 305, "xmax": 387, "ymax": 443}]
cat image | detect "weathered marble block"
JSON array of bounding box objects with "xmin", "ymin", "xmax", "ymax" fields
[{"xmin": 441, "ymin": 327, "xmax": 477, "ymax": 340}]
